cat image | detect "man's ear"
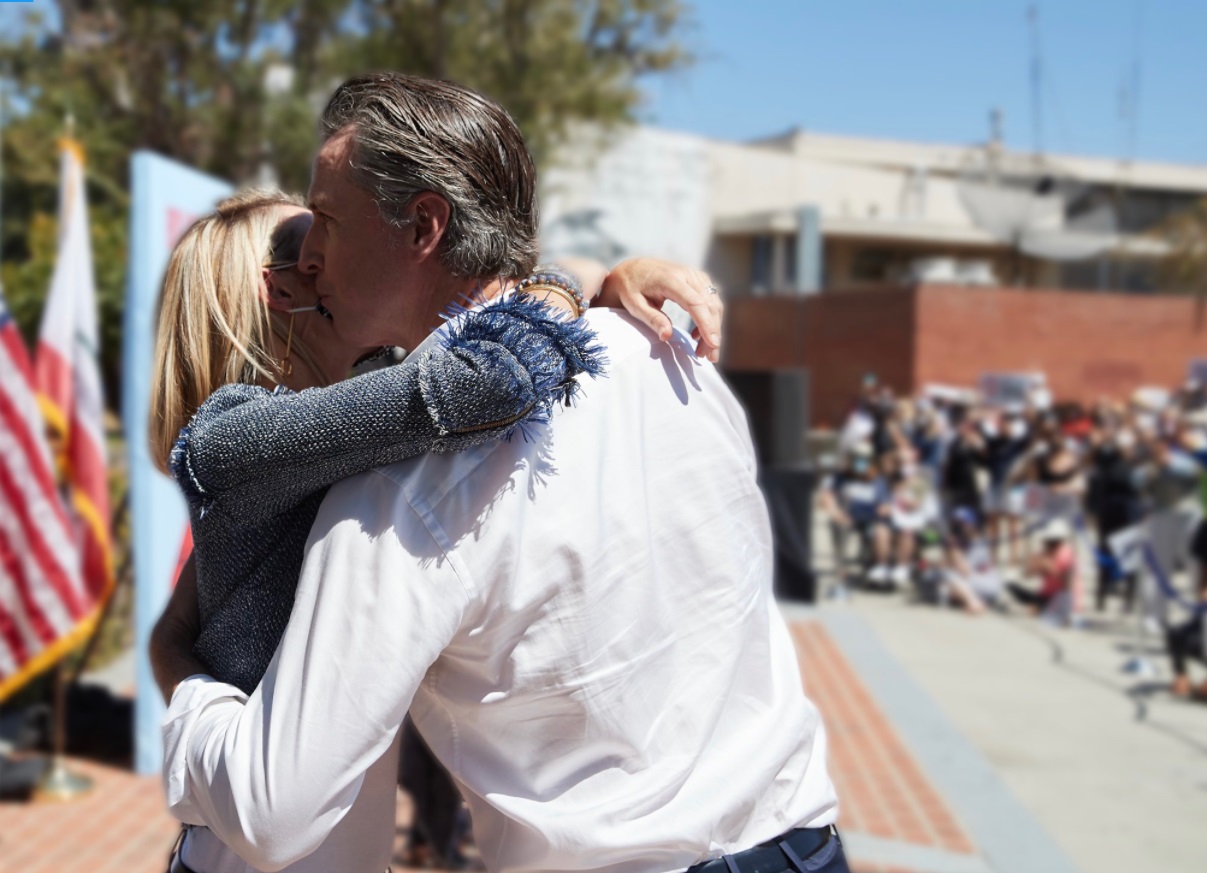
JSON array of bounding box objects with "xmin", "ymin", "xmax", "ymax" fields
[
  {"xmin": 408, "ymin": 192, "xmax": 452, "ymax": 263},
  {"xmin": 262, "ymin": 270, "xmax": 295, "ymax": 312}
]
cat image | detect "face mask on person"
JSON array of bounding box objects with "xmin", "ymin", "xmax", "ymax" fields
[
  {"xmin": 1116, "ymin": 430, "xmax": 1136, "ymax": 451},
  {"xmin": 1006, "ymin": 420, "xmax": 1026, "ymax": 439},
  {"xmin": 980, "ymin": 421, "xmax": 999, "ymax": 438},
  {"xmin": 853, "ymin": 458, "xmax": 870, "ymax": 475}
]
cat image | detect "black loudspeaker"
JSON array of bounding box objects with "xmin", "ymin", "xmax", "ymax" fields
[
  {"xmin": 761, "ymin": 467, "xmax": 816, "ymax": 602},
  {"xmin": 723, "ymin": 369, "xmax": 815, "ymax": 602},
  {"xmin": 722, "ymin": 370, "xmax": 810, "ymax": 467}
]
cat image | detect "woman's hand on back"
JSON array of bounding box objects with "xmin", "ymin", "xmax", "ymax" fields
[{"xmin": 597, "ymin": 258, "xmax": 724, "ymax": 362}]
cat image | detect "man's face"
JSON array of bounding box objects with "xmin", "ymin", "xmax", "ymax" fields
[{"xmin": 299, "ymin": 130, "xmax": 414, "ymax": 349}]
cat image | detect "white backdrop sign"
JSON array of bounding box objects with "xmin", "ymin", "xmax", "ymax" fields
[{"xmin": 540, "ymin": 126, "xmax": 712, "ymax": 330}]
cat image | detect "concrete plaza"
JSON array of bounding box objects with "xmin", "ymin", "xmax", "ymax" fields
[{"xmin": 805, "ymin": 495, "xmax": 1207, "ymax": 873}]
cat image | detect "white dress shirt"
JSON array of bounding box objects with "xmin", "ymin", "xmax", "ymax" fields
[{"xmin": 163, "ymin": 310, "xmax": 837, "ymax": 873}]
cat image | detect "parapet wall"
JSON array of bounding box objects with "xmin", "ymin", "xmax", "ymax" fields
[{"xmin": 724, "ymin": 285, "xmax": 1207, "ymax": 427}]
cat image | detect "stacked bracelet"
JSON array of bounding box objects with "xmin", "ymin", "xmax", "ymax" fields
[
  {"xmin": 515, "ymin": 265, "xmax": 589, "ymax": 318},
  {"xmin": 521, "ymin": 283, "xmax": 581, "ymax": 315}
]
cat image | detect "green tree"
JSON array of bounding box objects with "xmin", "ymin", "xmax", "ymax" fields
[
  {"xmin": 1155, "ymin": 196, "xmax": 1207, "ymax": 296},
  {"xmin": 1, "ymin": 0, "xmax": 694, "ymax": 407},
  {"xmin": 341, "ymin": 0, "xmax": 690, "ymax": 169}
]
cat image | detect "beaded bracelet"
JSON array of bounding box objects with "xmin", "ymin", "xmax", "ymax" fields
[{"xmin": 515, "ymin": 264, "xmax": 589, "ymax": 318}]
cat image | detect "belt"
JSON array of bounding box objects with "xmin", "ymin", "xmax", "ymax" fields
[
  {"xmin": 167, "ymin": 826, "xmax": 198, "ymax": 873},
  {"xmin": 688, "ymin": 826, "xmax": 839, "ymax": 873}
]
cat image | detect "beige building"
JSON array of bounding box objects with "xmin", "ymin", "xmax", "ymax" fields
[{"xmin": 542, "ymin": 125, "xmax": 1207, "ymax": 299}]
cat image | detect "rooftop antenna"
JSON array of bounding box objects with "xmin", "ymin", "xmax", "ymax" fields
[
  {"xmin": 1111, "ymin": 0, "xmax": 1146, "ymax": 288},
  {"xmin": 956, "ymin": 4, "xmax": 1116, "ymax": 285},
  {"xmin": 1119, "ymin": 0, "xmax": 1146, "ymax": 167},
  {"xmin": 1027, "ymin": 4, "xmax": 1045, "ymax": 158},
  {"xmin": 989, "ymin": 107, "xmax": 1004, "ymax": 152}
]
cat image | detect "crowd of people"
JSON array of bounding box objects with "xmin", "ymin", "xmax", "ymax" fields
[{"xmin": 819, "ymin": 375, "xmax": 1207, "ymax": 700}]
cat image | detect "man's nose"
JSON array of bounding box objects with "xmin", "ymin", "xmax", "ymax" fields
[{"xmin": 298, "ymin": 225, "xmax": 323, "ymax": 275}]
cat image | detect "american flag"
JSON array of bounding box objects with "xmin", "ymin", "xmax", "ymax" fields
[{"xmin": 0, "ymin": 288, "xmax": 90, "ymax": 698}]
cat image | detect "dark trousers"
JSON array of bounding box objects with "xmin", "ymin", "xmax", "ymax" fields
[
  {"xmin": 687, "ymin": 827, "xmax": 850, "ymax": 873},
  {"xmin": 1007, "ymin": 582, "xmax": 1053, "ymax": 611},
  {"xmin": 1167, "ymin": 618, "xmax": 1206, "ymax": 677},
  {"xmin": 1095, "ymin": 507, "xmax": 1140, "ymax": 611},
  {"xmin": 398, "ymin": 717, "xmax": 465, "ymax": 867}
]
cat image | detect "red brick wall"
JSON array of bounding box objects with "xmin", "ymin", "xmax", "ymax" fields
[
  {"xmin": 725, "ymin": 289, "xmax": 916, "ymax": 428},
  {"xmin": 723, "ymin": 285, "xmax": 1207, "ymax": 428},
  {"xmin": 913, "ymin": 284, "xmax": 1207, "ymax": 403}
]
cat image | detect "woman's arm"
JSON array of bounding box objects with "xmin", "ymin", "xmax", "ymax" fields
[
  {"xmin": 525, "ymin": 256, "xmax": 724, "ymax": 359},
  {"xmin": 172, "ymin": 294, "xmax": 603, "ymax": 525},
  {"xmin": 150, "ymin": 554, "xmax": 206, "ymax": 704},
  {"xmin": 171, "ymin": 257, "xmax": 723, "ymax": 524}
]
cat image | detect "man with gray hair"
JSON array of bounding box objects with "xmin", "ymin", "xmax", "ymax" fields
[{"xmin": 158, "ymin": 73, "xmax": 843, "ymax": 873}]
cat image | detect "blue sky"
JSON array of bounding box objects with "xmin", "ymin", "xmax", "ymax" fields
[
  {"xmin": 643, "ymin": 1, "xmax": 1207, "ymax": 166},
  {"xmin": 4, "ymin": 0, "xmax": 1204, "ymax": 166}
]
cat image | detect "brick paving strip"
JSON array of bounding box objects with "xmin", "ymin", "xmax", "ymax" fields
[
  {"xmin": 0, "ymin": 757, "xmax": 427, "ymax": 873},
  {"xmin": 813, "ymin": 608, "xmax": 1082, "ymax": 873},
  {"xmin": 2, "ymin": 617, "xmax": 992, "ymax": 873},
  {"xmin": 0, "ymin": 756, "xmax": 179, "ymax": 873},
  {"xmin": 790, "ymin": 621, "xmax": 991, "ymax": 873}
]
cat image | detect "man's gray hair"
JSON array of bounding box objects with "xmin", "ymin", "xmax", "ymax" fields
[{"xmin": 319, "ymin": 73, "xmax": 539, "ymax": 279}]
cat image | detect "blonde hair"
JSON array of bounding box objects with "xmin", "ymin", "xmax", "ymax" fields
[{"xmin": 149, "ymin": 188, "xmax": 309, "ymax": 473}]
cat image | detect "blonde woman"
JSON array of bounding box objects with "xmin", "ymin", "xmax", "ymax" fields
[{"xmin": 148, "ymin": 190, "xmax": 334, "ymax": 471}]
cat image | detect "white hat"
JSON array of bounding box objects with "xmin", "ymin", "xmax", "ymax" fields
[
  {"xmin": 849, "ymin": 441, "xmax": 874, "ymax": 458},
  {"xmin": 1040, "ymin": 517, "xmax": 1071, "ymax": 541},
  {"xmin": 1184, "ymin": 408, "xmax": 1207, "ymax": 428}
]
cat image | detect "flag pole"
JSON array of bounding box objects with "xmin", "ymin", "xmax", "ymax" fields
[
  {"xmin": 33, "ymin": 662, "xmax": 93, "ymax": 802},
  {"xmin": 0, "ymin": 60, "xmax": 7, "ymax": 299},
  {"xmin": 34, "ymin": 121, "xmax": 93, "ymax": 803}
]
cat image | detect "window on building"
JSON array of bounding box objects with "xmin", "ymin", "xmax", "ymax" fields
[
  {"xmin": 851, "ymin": 247, "xmax": 895, "ymax": 283},
  {"xmin": 784, "ymin": 233, "xmax": 798, "ymax": 288},
  {"xmin": 752, "ymin": 235, "xmax": 773, "ymax": 294}
]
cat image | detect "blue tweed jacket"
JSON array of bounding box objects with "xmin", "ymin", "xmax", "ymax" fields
[{"xmin": 170, "ymin": 295, "xmax": 604, "ymax": 693}]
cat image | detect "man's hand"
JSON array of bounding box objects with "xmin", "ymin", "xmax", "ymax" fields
[
  {"xmin": 150, "ymin": 554, "xmax": 208, "ymax": 704},
  {"xmin": 597, "ymin": 258, "xmax": 724, "ymax": 362}
]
